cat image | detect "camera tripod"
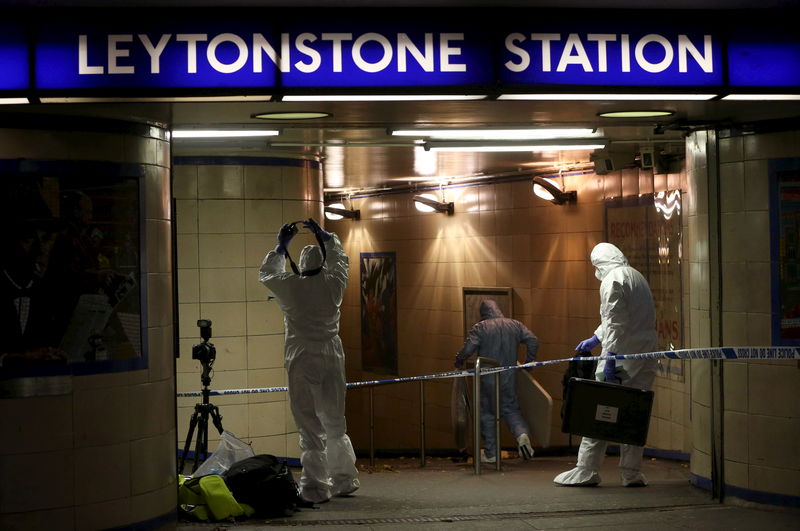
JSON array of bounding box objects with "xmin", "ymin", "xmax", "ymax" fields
[{"xmin": 178, "ymin": 358, "xmax": 224, "ymax": 474}]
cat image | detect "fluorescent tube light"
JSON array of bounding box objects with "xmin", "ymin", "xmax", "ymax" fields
[
  {"xmin": 40, "ymin": 96, "xmax": 272, "ymax": 103},
  {"xmin": 498, "ymin": 93, "xmax": 717, "ymax": 101},
  {"xmin": 722, "ymin": 94, "xmax": 800, "ymax": 101},
  {"xmin": 282, "ymin": 95, "xmax": 485, "ymax": 102},
  {"xmin": 391, "ymin": 128, "xmax": 597, "ymax": 140},
  {"xmin": 428, "ymin": 144, "xmax": 606, "ymax": 152},
  {"xmin": 425, "ymin": 139, "xmax": 606, "ymax": 152},
  {"xmin": 0, "ymin": 98, "xmax": 30, "ymax": 104},
  {"xmin": 172, "ymin": 130, "xmax": 279, "ymax": 138}
]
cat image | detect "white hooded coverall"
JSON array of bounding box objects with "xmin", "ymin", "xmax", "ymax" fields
[
  {"xmin": 259, "ymin": 234, "xmax": 359, "ymax": 503},
  {"xmin": 555, "ymin": 242, "xmax": 659, "ymax": 487}
]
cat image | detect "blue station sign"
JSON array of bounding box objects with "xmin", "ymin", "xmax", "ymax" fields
[
  {"xmin": 0, "ymin": 24, "xmax": 29, "ymax": 90},
  {"xmin": 0, "ymin": 10, "xmax": 797, "ymax": 93}
]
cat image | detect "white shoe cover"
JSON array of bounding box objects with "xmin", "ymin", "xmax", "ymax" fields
[
  {"xmin": 553, "ymin": 466, "xmax": 601, "ymax": 486},
  {"xmin": 332, "ymin": 478, "xmax": 360, "ymax": 497},
  {"xmin": 300, "ymin": 487, "xmax": 331, "ymax": 504},
  {"xmin": 517, "ymin": 433, "xmax": 534, "ymax": 460},
  {"xmin": 480, "ymin": 450, "xmax": 496, "ymax": 463},
  {"xmin": 620, "ymin": 468, "xmax": 647, "ymax": 487}
]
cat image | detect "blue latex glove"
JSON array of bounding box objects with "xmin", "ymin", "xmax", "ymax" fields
[
  {"xmin": 276, "ymin": 223, "xmax": 295, "ymax": 256},
  {"xmin": 576, "ymin": 334, "xmax": 600, "ymax": 352},
  {"xmin": 603, "ymin": 356, "xmax": 620, "ymax": 383},
  {"xmin": 454, "ymin": 356, "xmax": 465, "ymax": 369},
  {"xmin": 303, "ymin": 218, "xmax": 332, "ymax": 242}
]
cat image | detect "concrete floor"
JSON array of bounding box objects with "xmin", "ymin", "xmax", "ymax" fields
[{"xmin": 177, "ymin": 453, "xmax": 800, "ymax": 530}]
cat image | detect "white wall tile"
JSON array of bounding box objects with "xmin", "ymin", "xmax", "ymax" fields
[{"xmin": 198, "ymin": 165, "xmax": 243, "ymax": 199}]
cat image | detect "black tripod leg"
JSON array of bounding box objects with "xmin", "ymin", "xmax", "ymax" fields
[
  {"xmin": 179, "ymin": 410, "xmax": 200, "ymax": 475},
  {"xmin": 192, "ymin": 412, "xmax": 208, "ymax": 473},
  {"xmin": 210, "ymin": 405, "xmax": 224, "ymax": 434}
]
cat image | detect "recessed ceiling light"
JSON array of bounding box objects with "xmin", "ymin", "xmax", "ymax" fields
[
  {"xmin": 597, "ymin": 110, "xmax": 675, "ymax": 118},
  {"xmin": 252, "ymin": 111, "xmax": 332, "ymax": 120}
]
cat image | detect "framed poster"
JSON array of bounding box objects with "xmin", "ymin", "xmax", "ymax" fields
[
  {"xmin": 462, "ymin": 287, "xmax": 513, "ymax": 334},
  {"xmin": 605, "ymin": 191, "xmax": 684, "ymax": 380},
  {"xmin": 360, "ymin": 252, "xmax": 398, "ymax": 375},
  {"xmin": 1, "ymin": 163, "xmax": 146, "ymax": 396},
  {"xmin": 770, "ymin": 158, "xmax": 800, "ymax": 345}
]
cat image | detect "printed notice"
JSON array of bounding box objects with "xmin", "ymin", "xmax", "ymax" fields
[{"xmin": 595, "ymin": 404, "xmax": 619, "ymax": 423}]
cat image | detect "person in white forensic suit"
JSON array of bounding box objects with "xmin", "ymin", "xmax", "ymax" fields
[
  {"xmin": 554, "ymin": 242, "xmax": 659, "ymax": 487},
  {"xmin": 259, "ymin": 218, "xmax": 359, "ymax": 504}
]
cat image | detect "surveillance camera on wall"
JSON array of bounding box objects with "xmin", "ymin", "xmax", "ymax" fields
[
  {"xmin": 640, "ymin": 149, "xmax": 655, "ymax": 169},
  {"xmin": 591, "ymin": 149, "xmax": 634, "ymax": 174}
]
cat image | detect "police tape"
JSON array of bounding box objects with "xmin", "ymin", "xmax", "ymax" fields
[{"xmin": 175, "ymin": 346, "xmax": 800, "ymax": 398}]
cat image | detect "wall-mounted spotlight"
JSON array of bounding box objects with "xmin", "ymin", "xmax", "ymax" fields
[
  {"xmin": 532, "ymin": 177, "xmax": 577, "ymax": 205},
  {"xmin": 324, "ymin": 203, "xmax": 360, "ymax": 220},
  {"xmin": 413, "ymin": 193, "xmax": 454, "ymax": 215}
]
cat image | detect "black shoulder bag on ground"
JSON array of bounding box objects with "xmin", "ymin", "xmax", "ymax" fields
[{"xmin": 222, "ymin": 454, "xmax": 313, "ymax": 517}]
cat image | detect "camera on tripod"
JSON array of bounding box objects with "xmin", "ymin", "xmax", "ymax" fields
[
  {"xmin": 192, "ymin": 319, "xmax": 216, "ymax": 364},
  {"xmin": 179, "ymin": 318, "xmax": 224, "ymax": 474}
]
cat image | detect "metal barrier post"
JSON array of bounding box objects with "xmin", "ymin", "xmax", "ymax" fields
[
  {"xmin": 495, "ymin": 371, "xmax": 501, "ymax": 471},
  {"xmin": 473, "ymin": 357, "xmax": 481, "ymax": 475},
  {"xmin": 369, "ymin": 386, "xmax": 375, "ymax": 467},
  {"xmin": 419, "ymin": 380, "xmax": 426, "ymax": 467}
]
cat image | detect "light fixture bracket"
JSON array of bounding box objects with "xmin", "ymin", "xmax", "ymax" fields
[
  {"xmin": 532, "ymin": 176, "xmax": 577, "ymax": 205},
  {"xmin": 412, "ymin": 194, "xmax": 454, "ymax": 215},
  {"xmin": 324, "ymin": 205, "xmax": 361, "ymax": 220}
]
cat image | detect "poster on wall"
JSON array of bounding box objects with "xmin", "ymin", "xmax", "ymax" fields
[
  {"xmin": 1, "ymin": 171, "xmax": 143, "ymax": 396},
  {"xmin": 360, "ymin": 252, "xmax": 398, "ymax": 375},
  {"xmin": 605, "ymin": 190, "xmax": 684, "ymax": 380},
  {"xmin": 770, "ymin": 159, "xmax": 800, "ymax": 345}
]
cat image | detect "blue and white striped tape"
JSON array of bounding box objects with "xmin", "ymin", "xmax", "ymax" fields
[{"xmin": 175, "ymin": 346, "xmax": 800, "ymax": 398}]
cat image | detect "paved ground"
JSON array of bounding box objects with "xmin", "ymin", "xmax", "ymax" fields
[{"xmin": 177, "ymin": 453, "xmax": 800, "ymax": 530}]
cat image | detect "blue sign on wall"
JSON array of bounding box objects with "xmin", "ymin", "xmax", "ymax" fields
[
  {"xmin": 0, "ymin": 13, "xmax": 793, "ymax": 93},
  {"xmin": 0, "ymin": 24, "xmax": 29, "ymax": 90},
  {"xmin": 728, "ymin": 28, "xmax": 800, "ymax": 87}
]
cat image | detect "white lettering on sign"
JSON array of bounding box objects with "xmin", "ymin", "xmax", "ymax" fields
[
  {"xmin": 79, "ymin": 35, "xmax": 103, "ymax": 74},
  {"xmin": 595, "ymin": 404, "xmax": 619, "ymax": 423},
  {"xmin": 207, "ymin": 33, "xmax": 248, "ymax": 73},
  {"xmin": 353, "ymin": 32, "xmax": 393, "ymax": 73},
  {"xmin": 76, "ymin": 31, "xmax": 467, "ymax": 75},
  {"xmin": 175, "ymin": 34, "xmax": 207, "ymax": 73},
  {"xmin": 503, "ymin": 32, "xmax": 714, "ymax": 74},
  {"xmin": 138, "ymin": 34, "xmax": 171, "ymax": 74},
  {"xmin": 108, "ymin": 34, "xmax": 134, "ymax": 74},
  {"xmin": 398, "ymin": 32, "xmax": 434, "ymax": 72},
  {"xmin": 440, "ymin": 33, "xmax": 466, "ymax": 72}
]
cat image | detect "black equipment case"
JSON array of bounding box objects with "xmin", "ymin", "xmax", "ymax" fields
[{"xmin": 561, "ymin": 378, "xmax": 654, "ymax": 446}]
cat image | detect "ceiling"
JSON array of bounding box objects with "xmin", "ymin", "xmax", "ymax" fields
[
  {"xmin": 4, "ymin": 1, "xmax": 800, "ymax": 196},
  {"xmin": 166, "ymin": 97, "xmax": 800, "ymax": 194}
]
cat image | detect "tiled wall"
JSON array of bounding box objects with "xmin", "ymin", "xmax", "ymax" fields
[
  {"xmin": 717, "ymin": 130, "xmax": 800, "ymax": 499},
  {"xmin": 173, "ymin": 158, "xmax": 322, "ymax": 461},
  {"xmin": 328, "ymin": 166, "xmax": 692, "ymax": 455},
  {"xmin": 0, "ymin": 125, "xmax": 175, "ymax": 530}
]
